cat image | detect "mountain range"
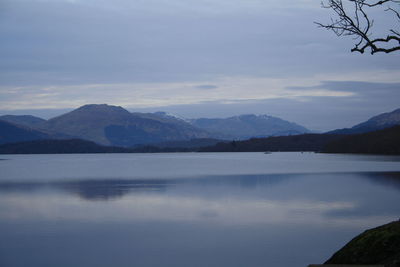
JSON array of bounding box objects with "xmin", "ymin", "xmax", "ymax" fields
[
  {"xmin": 0, "ymin": 104, "xmax": 311, "ymax": 146},
  {"xmin": 1, "ymin": 105, "xmax": 399, "ymax": 149},
  {"xmin": 1, "ymin": 106, "xmax": 399, "ymax": 154}
]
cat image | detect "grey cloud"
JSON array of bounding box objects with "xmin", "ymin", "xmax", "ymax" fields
[
  {"xmin": 2, "ymin": 81, "xmax": 399, "ymax": 131},
  {"xmin": 194, "ymin": 85, "xmax": 218, "ymax": 90},
  {"xmin": 1, "ymin": 0, "xmax": 399, "ymax": 87},
  {"xmin": 130, "ymin": 81, "xmax": 400, "ymax": 132},
  {"xmin": 288, "ymin": 81, "xmax": 400, "ymax": 93},
  {"xmin": 1, "ymin": 0, "xmax": 399, "ymax": 132}
]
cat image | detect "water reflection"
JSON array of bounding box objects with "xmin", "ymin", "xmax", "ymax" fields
[
  {"xmin": 2, "ymin": 152, "xmax": 400, "ymax": 183},
  {"xmin": 0, "ymin": 172, "xmax": 399, "ymax": 227},
  {"xmin": 0, "ymin": 175, "xmax": 293, "ymax": 201},
  {"xmin": 61, "ymin": 179, "xmax": 173, "ymax": 201},
  {"xmin": 2, "ymin": 153, "xmax": 400, "ymax": 267},
  {"xmin": 364, "ymin": 172, "xmax": 400, "ymax": 190},
  {"xmin": 1, "ymin": 172, "xmax": 400, "ymax": 267}
]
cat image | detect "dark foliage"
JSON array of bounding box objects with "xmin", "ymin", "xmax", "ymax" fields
[
  {"xmin": 1, "ymin": 125, "xmax": 398, "ymax": 155},
  {"xmin": 323, "ymin": 125, "xmax": 400, "ymax": 155},
  {"xmin": 0, "ymin": 139, "xmax": 200, "ymax": 154},
  {"xmin": 326, "ymin": 220, "xmax": 400, "ymax": 266},
  {"xmin": 148, "ymin": 138, "xmax": 222, "ymax": 149},
  {"xmin": 199, "ymin": 134, "xmax": 341, "ymax": 152},
  {"xmin": 0, "ymin": 139, "xmax": 133, "ymax": 154},
  {"xmin": 130, "ymin": 145, "xmax": 195, "ymax": 153}
]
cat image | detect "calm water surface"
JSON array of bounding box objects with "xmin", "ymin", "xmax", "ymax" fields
[{"xmin": 0, "ymin": 152, "xmax": 400, "ymax": 267}]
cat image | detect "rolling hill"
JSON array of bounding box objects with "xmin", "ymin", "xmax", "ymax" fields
[
  {"xmin": 0, "ymin": 115, "xmax": 46, "ymax": 128},
  {"xmin": 0, "ymin": 120, "xmax": 50, "ymax": 145}
]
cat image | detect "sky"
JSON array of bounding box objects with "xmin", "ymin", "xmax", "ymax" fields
[{"xmin": 0, "ymin": 0, "xmax": 399, "ymax": 131}]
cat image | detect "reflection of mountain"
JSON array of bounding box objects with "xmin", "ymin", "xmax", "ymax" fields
[
  {"xmin": 0, "ymin": 174, "xmax": 295, "ymax": 201},
  {"xmin": 6, "ymin": 172, "xmax": 399, "ymax": 204},
  {"xmin": 363, "ymin": 172, "xmax": 400, "ymax": 191},
  {"xmin": 0, "ymin": 179, "xmax": 174, "ymax": 201},
  {"xmin": 183, "ymin": 174, "xmax": 293, "ymax": 189},
  {"xmin": 2, "ymin": 172, "xmax": 400, "ymax": 203},
  {"xmin": 60, "ymin": 180, "xmax": 173, "ymax": 201}
]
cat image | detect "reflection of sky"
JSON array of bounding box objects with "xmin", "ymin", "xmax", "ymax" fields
[
  {"xmin": 1, "ymin": 173, "xmax": 400, "ymax": 267},
  {"xmin": 0, "ymin": 191, "xmax": 357, "ymax": 225},
  {"xmin": 1, "ymin": 172, "xmax": 399, "ymax": 229},
  {"xmin": 1, "ymin": 153, "xmax": 400, "ymax": 267},
  {"xmin": 1, "ymin": 152, "xmax": 400, "ymax": 182}
]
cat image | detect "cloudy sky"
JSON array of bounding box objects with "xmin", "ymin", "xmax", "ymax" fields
[{"xmin": 0, "ymin": 0, "xmax": 399, "ymax": 131}]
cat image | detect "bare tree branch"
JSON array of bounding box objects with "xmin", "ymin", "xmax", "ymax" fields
[{"xmin": 316, "ymin": 0, "xmax": 400, "ymax": 54}]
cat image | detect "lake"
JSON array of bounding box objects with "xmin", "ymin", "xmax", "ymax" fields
[{"xmin": 1, "ymin": 152, "xmax": 400, "ymax": 267}]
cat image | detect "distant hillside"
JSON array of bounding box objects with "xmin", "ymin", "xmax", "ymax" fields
[
  {"xmin": 0, "ymin": 120, "xmax": 50, "ymax": 145},
  {"xmin": 198, "ymin": 126, "xmax": 400, "ymax": 155},
  {"xmin": 329, "ymin": 108, "xmax": 400, "ymax": 134},
  {"xmin": 190, "ymin": 114, "xmax": 310, "ymax": 139},
  {"xmin": 2, "ymin": 105, "xmax": 397, "ymax": 151},
  {"xmin": 40, "ymin": 104, "xmax": 210, "ymax": 146},
  {"xmin": 0, "ymin": 139, "xmax": 201, "ymax": 154},
  {"xmin": 323, "ymin": 125, "xmax": 400, "ymax": 155},
  {"xmin": 199, "ymin": 134, "xmax": 340, "ymax": 152},
  {"xmin": 0, "ymin": 115, "xmax": 46, "ymax": 128},
  {"xmin": 1, "ymin": 127, "xmax": 398, "ymax": 155},
  {"xmin": 0, "ymin": 139, "xmax": 133, "ymax": 154}
]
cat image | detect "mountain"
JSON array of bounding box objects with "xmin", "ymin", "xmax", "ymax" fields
[
  {"xmin": 190, "ymin": 114, "xmax": 310, "ymax": 139},
  {"xmin": 323, "ymin": 125, "xmax": 400, "ymax": 155},
  {"xmin": 133, "ymin": 111, "xmax": 190, "ymax": 125},
  {"xmin": 0, "ymin": 120, "xmax": 50, "ymax": 145},
  {"xmin": 0, "ymin": 106, "xmax": 313, "ymax": 146},
  {"xmin": 39, "ymin": 104, "xmax": 210, "ymax": 146},
  {"xmin": 0, "ymin": 115, "xmax": 46, "ymax": 128},
  {"xmin": 329, "ymin": 108, "xmax": 400, "ymax": 134},
  {"xmin": 131, "ymin": 111, "xmax": 203, "ymax": 136}
]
